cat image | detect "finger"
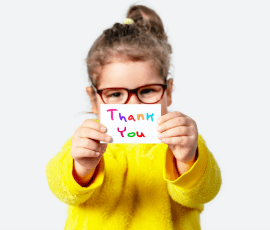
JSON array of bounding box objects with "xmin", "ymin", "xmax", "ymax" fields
[
  {"xmin": 78, "ymin": 127, "xmax": 111, "ymax": 143},
  {"xmin": 156, "ymin": 116, "xmax": 190, "ymax": 133},
  {"xmin": 157, "ymin": 111, "xmax": 186, "ymax": 125},
  {"xmin": 74, "ymin": 137, "xmax": 101, "ymax": 152},
  {"xmin": 157, "ymin": 126, "xmax": 190, "ymax": 140},
  {"xmin": 80, "ymin": 119, "xmax": 107, "ymax": 133},
  {"xmin": 72, "ymin": 140, "xmax": 108, "ymax": 158},
  {"xmin": 162, "ymin": 136, "xmax": 189, "ymax": 146},
  {"xmin": 72, "ymin": 147, "xmax": 101, "ymax": 158}
]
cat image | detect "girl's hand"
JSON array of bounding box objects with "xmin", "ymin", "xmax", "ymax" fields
[
  {"xmin": 71, "ymin": 119, "xmax": 111, "ymax": 173},
  {"xmin": 157, "ymin": 111, "xmax": 198, "ymax": 163}
]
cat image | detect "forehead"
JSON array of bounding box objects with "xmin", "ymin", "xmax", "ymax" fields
[{"xmin": 98, "ymin": 59, "xmax": 163, "ymax": 89}]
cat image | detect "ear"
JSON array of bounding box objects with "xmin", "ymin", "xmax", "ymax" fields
[
  {"xmin": 86, "ymin": 86, "xmax": 98, "ymax": 115},
  {"xmin": 166, "ymin": 78, "xmax": 173, "ymax": 107}
]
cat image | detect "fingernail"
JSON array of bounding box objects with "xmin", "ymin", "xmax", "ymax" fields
[
  {"xmin": 105, "ymin": 136, "xmax": 111, "ymax": 142},
  {"xmin": 101, "ymin": 127, "xmax": 106, "ymax": 132},
  {"xmin": 162, "ymin": 138, "xmax": 167, "ymax": 143},
  {"xmin": 156, "ymin": 126, "xmax": 161, "ymax": 131},
  {"xmin": 157, "ymin": 133, "xmax": 162, "ymax": 139},
  {"xmin": 157, "ymin": 119, "xmax": 161, "ymax": 124}
]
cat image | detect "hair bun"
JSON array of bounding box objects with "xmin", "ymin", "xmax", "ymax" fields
[
  {"xmin": 126, "ymin": 5, "xmax": 167, "ymax": 41},
  {"xmin": 104, "ymin": 23, "xmax": 139, "ymax": 43}
]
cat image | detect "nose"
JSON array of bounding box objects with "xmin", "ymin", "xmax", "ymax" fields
[{"xmin": 126, "ymin": 93, "xmax": 142, "ymax": 104}]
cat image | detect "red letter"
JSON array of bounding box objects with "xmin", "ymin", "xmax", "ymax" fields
[
  {"xmin": 136, "ymin": 131, "xmax": 145, "ymax": 137},
  {"xmin": 107, "ymin": 109, "xmax": 118, "ymax": 120},
  {"xmin": 117, "ymin": 127, "xmax": 126, "ymax": 137},
  {"xmin": 128, "ymin": 115, "xmax": 136, "ymax": 121}
]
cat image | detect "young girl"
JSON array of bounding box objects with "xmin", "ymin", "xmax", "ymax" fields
[{"xmin": 46, "ymin": 5, "xmax": 222, "ymax": 230}]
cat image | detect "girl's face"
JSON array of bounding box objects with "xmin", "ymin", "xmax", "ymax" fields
[{"xmin": 87, "ymin": 57, "xmax": 173, "ymax": 121}]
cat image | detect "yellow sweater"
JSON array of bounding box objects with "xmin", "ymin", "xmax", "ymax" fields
[{"xmin": 46, "ymin": 134, "xmax": 221, "ymax": 230}]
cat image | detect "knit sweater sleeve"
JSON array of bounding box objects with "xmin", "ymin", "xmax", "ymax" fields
[
  {"xmin": 163, "ymin": 134, "xmax": 222, "ymax": 210},
  {"xmin": 46, "ymin": 136, "xmax": 105, "ymax": 206}
]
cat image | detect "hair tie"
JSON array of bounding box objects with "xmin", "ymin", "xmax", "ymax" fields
[{"xmin": 123, "ymin": 18, "xmax": 134, "ymax": 24}]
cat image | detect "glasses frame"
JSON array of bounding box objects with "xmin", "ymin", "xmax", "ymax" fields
[{"xmin": 93, "ymin": 83, "xmax": 168, "ymax": 104}]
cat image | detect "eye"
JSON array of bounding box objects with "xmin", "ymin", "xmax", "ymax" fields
[
  {"xmin": 140, "ymin": 88, "xmax": 155, "ymax": 94},
  {"xmin": 108, "ymin": 92, "xmax": 122, "ymax": 98}
]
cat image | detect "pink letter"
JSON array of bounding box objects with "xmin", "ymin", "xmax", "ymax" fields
[
  {"xmin": 117, "ymin": 127, "xmax": 126, "ymax": 137},
  {"xmin": 107, "ymin": 109, "xmax": 118, "ymax": 120}
]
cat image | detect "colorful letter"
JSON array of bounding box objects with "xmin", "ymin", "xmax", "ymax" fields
[
  {"xmin": 137, "ymin": 114, "xmax": 145, "ymax": 120},
  {"xmin": 128, "ymin": 115, "xmax": 136, "ymax": 121},
  {"xmin": 119, "ymin": 113, "xmax": 127, "ymax": 122},
  {"xmin": 117, "ymin": 127, "xmax": 126, "ymax": 137},
  {"xmin": 146, "ymin": 113, "xmax": 154, "ymax": 122},
  {"xmin": 127, "ymin": 132, "xmax": 136, "ymax": 137},
  {"xmin": 107, "ymin": 109, "xmax": 118, "ymax": 120},
  {"xmin": 136, "ymin": 131, "xmax": 145, "ymax": 137}
]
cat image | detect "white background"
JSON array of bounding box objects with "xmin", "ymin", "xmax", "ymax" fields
[{"xmin": 0, "ymin": 0, "xmax": 269, "ymax": 229}]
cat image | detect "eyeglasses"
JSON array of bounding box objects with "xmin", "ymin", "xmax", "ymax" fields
[{"xmin": 93, "ymin": 84, "xmax": 167, "ymax": 104}]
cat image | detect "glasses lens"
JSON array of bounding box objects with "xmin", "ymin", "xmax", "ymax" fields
[
  {"xmin": 138, "ymin": 85, "xmax": 164, "ymax": 103},
  {"xmin": 102, "ymin": 89, "xmax": 128, "ymax": 104}
]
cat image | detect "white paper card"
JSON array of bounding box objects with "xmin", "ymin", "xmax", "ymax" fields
[{"xmin": 100, "ymin": 104, "xmax": 161, "ymax": 143}]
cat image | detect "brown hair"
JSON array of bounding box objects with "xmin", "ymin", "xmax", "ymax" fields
[{"xmin": 86, "ymin": 4, "xmax": 172, "ymax": 88}]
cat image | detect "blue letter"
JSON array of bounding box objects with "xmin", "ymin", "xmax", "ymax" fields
[{"xmin": 146, "ymin": 113, "xmax": 154, "ymax": 122}]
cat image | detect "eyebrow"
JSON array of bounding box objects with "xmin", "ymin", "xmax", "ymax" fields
[{"xmin": 98, "ymin": 83, "xmax": 165, "ymax": 91}]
